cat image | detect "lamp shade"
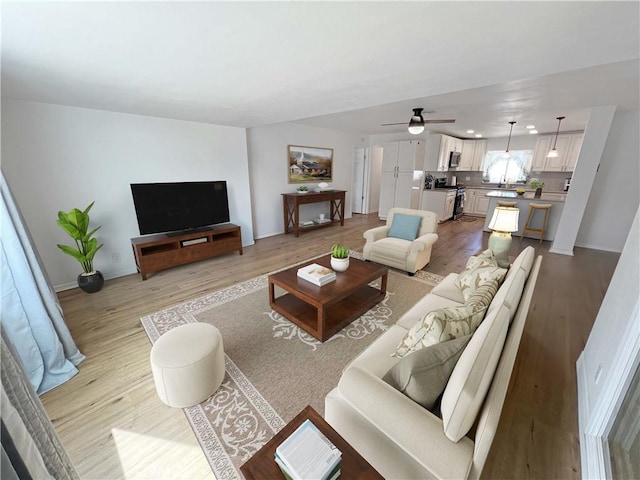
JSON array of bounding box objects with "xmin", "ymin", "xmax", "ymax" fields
[
  {"xmin": 488, "ymin": 207, "xmax": 519, "ymax": 233},
  {"xmin": 546, "ymin": 148, "xmax": 559, "ymax": 158}
]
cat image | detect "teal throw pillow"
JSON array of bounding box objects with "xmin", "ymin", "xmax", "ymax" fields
[{"xmin": 388, "ymin": 213, "xmax": 422, "ymax": 241}]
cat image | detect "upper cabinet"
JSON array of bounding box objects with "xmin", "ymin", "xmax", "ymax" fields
[
  {"xmin": 532, "ymin": 133, "xmax": 583, "ymax": 172},
  {"xmin": 381, "ymin": 140, "xmax": 426, "ymax": 172},
  {"xmin": 460, "ymin": 139, "xmax": 487, "ymax": 171}
]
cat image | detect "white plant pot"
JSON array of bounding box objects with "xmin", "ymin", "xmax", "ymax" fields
[{"xmin": 331, "ymin": 256, "xmax": 349, "ymax": 272}]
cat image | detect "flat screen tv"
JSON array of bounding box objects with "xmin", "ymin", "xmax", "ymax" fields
[{"xmin": 130, "ymin": 181, "xmax": 230, "ymax": 235}]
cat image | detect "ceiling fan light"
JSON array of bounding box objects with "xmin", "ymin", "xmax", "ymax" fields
[
  {"xmin": 408, "ymin": 125, "xmax": 424, "ymax": 135},
  {"xmin": 408, "ymin": 108, "xmax": 425, "ymax": 135},
  {"xmin": 547, "ymin": 149, "xmax": 559, "ymax": 158}
]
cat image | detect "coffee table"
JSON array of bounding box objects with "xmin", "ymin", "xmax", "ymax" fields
[
  {"xmin": 240, "ymin": 405, "xmax": 383, "ymax": 479},
  {"xmin": 268, "ymin": 255, "xmax": 388, "ymax": 342}
]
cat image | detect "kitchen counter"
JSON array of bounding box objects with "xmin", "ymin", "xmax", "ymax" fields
[
  {"xmin": 485, "ymin": 190, "xmax": 566, "ymax": 202},
  {"xmin": 483, "ymin": 191, "xmax": 565, "ymax": 241}
]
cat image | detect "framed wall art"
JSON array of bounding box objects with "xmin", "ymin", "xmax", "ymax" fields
[{"xmin": 287, "ymin": 145, "xmax": 333, "ymax": 184}]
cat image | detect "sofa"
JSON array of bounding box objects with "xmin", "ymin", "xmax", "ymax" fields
[
  {"xmin": 325, "ymin": 246, "xmax": 541, "ymax": 479},
  {"xmin": 363, "ymin": 208, "xmax": 438, "ymax": 275}
]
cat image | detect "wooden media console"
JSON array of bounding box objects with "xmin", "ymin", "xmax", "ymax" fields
[{"xmin": 131, "ymin": 223, "xmax": 242, "ymax": 280}]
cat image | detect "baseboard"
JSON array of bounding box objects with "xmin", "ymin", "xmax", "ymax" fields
[
  {"xmin": 574, "ymin": 242, "xmax": 623, "ymax": 253},
  {"xmin": 549, "ymin": 246, "xmax": 574, "ymax": 256},
  {"xmin": 54, "ymin": 267, "xmax": 138, "ymax": 292}
]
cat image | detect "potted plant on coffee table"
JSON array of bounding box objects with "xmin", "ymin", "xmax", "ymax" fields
[
  {"xmin": 330, "ymin": 244, "xmax": 350, "ymax": 272},
  {"xmin": 56, "ymin": 201, "xmax": 105, "ymax": 293}
]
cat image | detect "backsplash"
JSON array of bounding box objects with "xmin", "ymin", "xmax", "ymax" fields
[{"xmin": 426, "ymin": 171, "xmax": 572, "ymax": 192}]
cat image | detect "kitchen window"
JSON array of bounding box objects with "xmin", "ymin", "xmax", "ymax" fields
[{"xmin": 483, "ymin": 150, "xmax": 533, "ymax": 184}]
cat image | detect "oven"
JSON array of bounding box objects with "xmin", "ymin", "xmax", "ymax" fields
[{"xmin": 453, "ymin": 187, "xmax": 466, "ymax": 220}]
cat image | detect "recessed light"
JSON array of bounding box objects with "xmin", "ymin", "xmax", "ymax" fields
[
  {"xmin": 526, "ymin": 125, "xmax": 536, "ymax": 129},
  {"xmin": 467, "ymin": 129, "xmax": 474, "ymax": 134},
  {"xmin": 475, "ymin": 134, "xmax": 482, "ymax": 138},
  {"xmin": 529, "ymin": 129, "xmax": 538, "ymax": 134}
]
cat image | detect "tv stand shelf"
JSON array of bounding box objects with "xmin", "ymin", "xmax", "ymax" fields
[{"xmin": 131, "ymin": 224, "xmax": 242, "ymax": 280}]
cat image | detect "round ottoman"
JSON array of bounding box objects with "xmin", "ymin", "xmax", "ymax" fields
[{"xmin": 150, "ymin": 323, "xmax": 225, "ymax": 408}]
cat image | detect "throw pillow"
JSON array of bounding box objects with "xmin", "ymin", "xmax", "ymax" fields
[
  {"xmin": 388, "ymin": 213, "xmax": 422, "ymax": 241},
  {"xmin": 454, "ymin": 249, "xmax": 507, "ymax": 301},
  {"xmin": 466, "ymin": 276, "xmax": 501, "ymax": 310},
  {"xmin": 393, "ymin": 302, "xmax": 488, "ymax": 358},
  {"xmin": 383, "ymin": 335, "xmax": 472, "ymax": 411}
]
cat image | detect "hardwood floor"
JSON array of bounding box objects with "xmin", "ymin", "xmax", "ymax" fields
[{"xmin": 43, "ymin": 213, "xmax": 620, "ymax": 479}]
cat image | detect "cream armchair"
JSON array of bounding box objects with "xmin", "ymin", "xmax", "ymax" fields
[{"xmin": 363, "ymin": 208, "xmax": 438, "ymax": 275}]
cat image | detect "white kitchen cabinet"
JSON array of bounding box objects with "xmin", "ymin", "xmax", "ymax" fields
[
  {"xmin": 378, "ymin": 140, "xmax": 425, "ymax": 219},
  {"xmin": 465, "ymin": 188, "xmax": 490, "ymax": 216},
  {"xmin": 459, "ymin": 139, "xmax": 487, "ymax": 171},
  {"xmin": 425, "ymin": 134, "xmax": 465, "ymax": 172},
  {"xmin": 532, "ymin": 133, "xmax": 583, "ymax": 172},
  {"xmin": 421, "ymin": 189, "xmax": 456, "ymax": 223}
]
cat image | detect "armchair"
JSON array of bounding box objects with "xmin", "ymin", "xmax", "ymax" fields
[{"xmin": 363, "ymin": 208, "xmax": 438, "ymax": 275}]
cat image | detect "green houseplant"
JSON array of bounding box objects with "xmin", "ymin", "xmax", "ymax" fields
[
  {"xmin": 530, "ymin": 178, "xmax": 545, "ymax": 198},
  {"xmin": 296, "ymin": 185, "xmax": 309, "ymax": 193},
  {"xmin": 330, "ymin": 244, "xmax": 350, "ymax": 272},
  {"xmin": 57, "ymin": 201, "xmax": 105, "ymax": 293}
]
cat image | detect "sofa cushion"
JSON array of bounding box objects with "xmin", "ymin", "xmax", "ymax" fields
[
  {"xmin": 440, "ymin": 305, "xmax": 510, "ymax": 442},
  {"xmin": 392, "ymin": 282, "xmax": 500, "ymax": 359},
  {"xmin": 388, "ymin": 213, "xmax": 422, "ymax": 241},
  {"xmin": 454, "ymin": 249, "xmax": 507, "ymax": 301},
  {"xmin": 383, "ymin": 335, "xmax": 472, "ymax": 410},
  {"xmin": 487, "ymin": 247, "xmax": 535, "ymax": 317},
  {"xmin": 396, "ymin": 293, "xmax": 463, "ymax": 330},
  {"xmin": 430, "ymin": 273, "xmax": 466, "ymax": 304}
]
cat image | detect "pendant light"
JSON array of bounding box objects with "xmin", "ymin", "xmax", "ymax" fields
[
  {"xmin": 547, "ymin": 116, "xmax": 565, "ymax": 158},
  {"xmin": 408, "ymin": 108, "xmax": 425, "ymax": 135},
  {"xmin": 501, "ymin": 121, "xmax": 516, "ymax": 158}
]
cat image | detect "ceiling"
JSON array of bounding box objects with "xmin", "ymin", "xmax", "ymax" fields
[{"xmin": 2, "ymin": 2, "xmax": 639, "ymax": 139}]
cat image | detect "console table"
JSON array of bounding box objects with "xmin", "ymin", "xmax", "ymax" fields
[
  {"xmin": 282, "ymin": 190, "xmax": 346, "ymax": 237},
  {"xmin": 131, "ymin": 224, "xmax": 242, "ymax": 280}
]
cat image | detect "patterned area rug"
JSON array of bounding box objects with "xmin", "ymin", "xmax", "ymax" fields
[{"xmin": 140, "ymin": 256, "xmax": 442, "ymax": 479}]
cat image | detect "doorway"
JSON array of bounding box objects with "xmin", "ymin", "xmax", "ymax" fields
[{"xmin": 352, "ymin": 147, "xmax": 369, "ymax": 214}]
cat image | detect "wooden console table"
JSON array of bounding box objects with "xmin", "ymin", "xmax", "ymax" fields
[
  {"xmin": 282, "ymin": 190, "xmax": 346, "ymax": 237},
  {"xmin": 131, "ymin": 224, "xmax": 242, "ymax": 280}
]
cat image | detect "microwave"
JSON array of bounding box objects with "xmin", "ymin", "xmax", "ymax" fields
[{"xmin": 449, "ymin": 151, "xmax": 461, "ymax": 169}]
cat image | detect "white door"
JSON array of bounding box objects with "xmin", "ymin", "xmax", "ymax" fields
[
  {"xmin": 378, "ymin": 171, "xmax": 397, "ymax": 219},
  {"xmin": 352, "ymin": 147, "xmax": 368, "ymax": 214}
]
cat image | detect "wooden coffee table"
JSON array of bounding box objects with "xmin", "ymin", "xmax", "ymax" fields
[
  {"xmin": 240, "ymin": 405, "xmax": 383, "ymax": 479},
  {"xmin": 268, "ymin": 255, "xmax": 388, "ymax": 342}
]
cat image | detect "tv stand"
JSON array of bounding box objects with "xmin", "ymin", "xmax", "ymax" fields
[{"xmin": 131, "ymin": 223, "xmax": 242, "ymax": 280}]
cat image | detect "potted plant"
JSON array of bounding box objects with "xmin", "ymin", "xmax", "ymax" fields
[
  {"xmin": 56, "ymin": 201, "xmax": 105, "ymax": 293},
  {"xmin": 296, "ymin": 185, "xmax": 309, "ymax": 193},
  {"xmin": 330, "ymin": 244, "xmax": 350, "ymax": 272},
  {"xmin": 530, "ymin": 178, "xmax": 545, "ymax": 198}
]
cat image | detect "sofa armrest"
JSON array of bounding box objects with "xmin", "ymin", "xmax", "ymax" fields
[
  {"xmin": 410, "ymin": 233, "xmax": 438, "ymax": 253},
  {"xmin": 337, "ymin": 366, "xmax": 474, "ymax": 479},
  {"xmin": 363, "ymin": 225, "xmax": 390, "ymax": 243}
]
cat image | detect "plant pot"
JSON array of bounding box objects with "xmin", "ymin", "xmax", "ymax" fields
[
  {"xmin": 78, "ymin": 270, "xmax": 104, "ymax": 293},
  {"xmin": 534, "ymin": 188, "xmax": 543, "ymax": 198},
  {"xmin": 330, "ymin": 256, "xmax": 349, "ymax": 272}
]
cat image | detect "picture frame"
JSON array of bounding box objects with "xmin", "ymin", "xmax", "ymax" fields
[{"xmin": 287, "ymin": 145, "xmax": 333, "ymax": 184}]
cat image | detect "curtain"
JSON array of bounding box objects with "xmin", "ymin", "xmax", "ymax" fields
[
  {"xmin": 1, "ymin": 327, "xmax": 79, "ymax": 479},
  {"xmin": 1, "ymin": 172, "xmax": 85, "ymax": 394}
]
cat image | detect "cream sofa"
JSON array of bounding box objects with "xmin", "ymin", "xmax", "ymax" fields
[
  {"xmin": 363, "ymin": 208, "xmax": 438, "ymax": 275},
  {"xmin": 325, "ymin": 246, "xmax": 541, "ymax": 479}
]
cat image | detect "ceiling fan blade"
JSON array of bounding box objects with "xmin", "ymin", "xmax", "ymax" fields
[
  {"xmin": 423, "ymin": 119, "xmax": 456, "ymax": 124},
  {"xmin": 380, "ymin": 122, "xmax": 409, "ymax": 126}
]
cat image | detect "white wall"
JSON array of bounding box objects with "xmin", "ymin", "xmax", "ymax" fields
[
  {"xmin": 576, "ymin": 109, "xmax": 640, "ymax": 251},
  {"xmin": 2, "ymin": 99, "xmax": 253, "ymax": 289},
  {"xmin": 246, "ymin": 122, "xmax": 367, "ymax": 238}
]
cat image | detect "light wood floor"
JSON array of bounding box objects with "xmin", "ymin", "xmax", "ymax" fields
[{"xmin": 43, "ymin": 214, "xmax": 620, "ymax": 479}]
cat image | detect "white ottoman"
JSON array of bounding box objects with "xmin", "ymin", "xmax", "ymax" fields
[{"xmin": 150, "ymin": 323, "xmax": 225, "ymax": 408}]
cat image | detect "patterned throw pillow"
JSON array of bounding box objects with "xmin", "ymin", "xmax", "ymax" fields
[
  {"xmin": 393, "ymin": 279, "xmax": 500, "ymax": 358},
  {"xmin": 454, "ymin": 249, "xmax": 507, "ymax": 301}
]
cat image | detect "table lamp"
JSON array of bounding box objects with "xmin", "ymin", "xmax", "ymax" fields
[{"xmin": 488, "ymin": 207, "xmax": 520, "ymax": 268}]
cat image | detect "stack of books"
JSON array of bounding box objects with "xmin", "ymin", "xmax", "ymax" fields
[
  {"xmin": 297, "ymin": 264, "xmax": 336, "ymax": 286},
  {"xmin": 275, "ymin": 420, "xmax": 341, "ymax": 480},
  {"xmin": 299, "ymin": 220, "xmax": 315, "ymax": 228},
  {"xmin": 313, "ymin": 218, "xmax": 331, "ymax": 224}
]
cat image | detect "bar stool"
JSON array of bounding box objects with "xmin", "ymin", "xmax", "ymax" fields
[
  {"xmin": 521, "ymin": 203, "xmax": 552, "ymax": 244},
  {"xmin": 497, "ymin": 201, "xmax": 518, "ymax": 207}
]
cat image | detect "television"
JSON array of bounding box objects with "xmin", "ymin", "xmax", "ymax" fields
[{"xmin": 130, "ymin": 181, "xmax": 230, "ymax": 235}]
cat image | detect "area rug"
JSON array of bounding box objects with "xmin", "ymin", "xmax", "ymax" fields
[{"xmin": 141, "ymin": 257, "xmax": 442, "ymax": 479}]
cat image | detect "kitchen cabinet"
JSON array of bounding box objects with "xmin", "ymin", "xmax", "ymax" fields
[
  {"xmin": 378, "ymin": 140, "xmax": 425, "ymax": 219},
  {"xmin": 532, "ymin": 133, "xmax": 583, "ymax": 172},
  {"xmin": 425, "ymin": 134, "xmax": 464, "ymax": 172},
  {"xmin": 420, "ymin": 189, "xmax": 456, "ymax": 223},
  {"xmin": 459, "ymin": 139, "xmax": 487, "ymax": 171},
  {"xmin": 465, "ymin": 188, "xmax": 490, "ymax": 216}
]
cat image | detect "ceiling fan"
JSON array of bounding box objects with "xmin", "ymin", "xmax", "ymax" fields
[{"xmin": 381, "ymin": 108, "xmax": 455, "ymax": 134}]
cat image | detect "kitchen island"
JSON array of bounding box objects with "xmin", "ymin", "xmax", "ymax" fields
[{"xmin": 482, "ymin": 190, "xmax": 565, "ymax": 241}]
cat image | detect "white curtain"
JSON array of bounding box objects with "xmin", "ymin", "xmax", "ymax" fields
[{"xmin": 1, "ymin": 172, "xmax": 85, "ymax": 394}]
